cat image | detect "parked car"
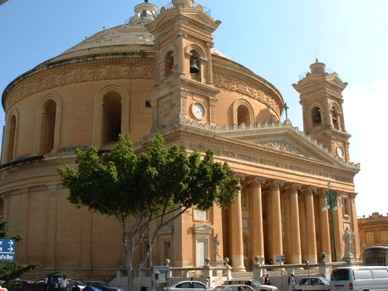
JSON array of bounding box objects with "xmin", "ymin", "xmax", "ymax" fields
[
  {"xmin": 68, "ymin": 280, "xmax": 102, "ymax": 291},
  {"xmin": 85, "ymin": 281, "xmax": 123, "ymax": 291},
  {"xmin": 169, "ymin": 280, "xmax": 211, "ymax": 291},
  {"xmin": 295, "ymin": 276, "xmax": 330, "ymax": 291},
  {"xmin": 214, "ymin": 284, "xmax": 255, "ymax": 291},
  {"xmin": 8, "ymin": 279, "xmax": 34, "ymax": 286},
  {"xmin": 330, "ymin": 266, "xmax": 388, "ymax": 291},
  {"xmin": 222, "ymin": 279, "xmax": 278, "ymax": 291}
]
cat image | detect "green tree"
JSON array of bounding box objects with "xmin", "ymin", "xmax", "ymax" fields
[
  {"xmin": 0, "ymin": 219, "xmax": 37, "ymax": 283},
  {"xmin": 57, "ymin": 134, "xmax": 240, "ymax": 291}
]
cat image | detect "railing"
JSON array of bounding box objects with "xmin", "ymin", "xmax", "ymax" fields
[
  {"xmin": 116, "ymin": 259, "xmax": 363, "ymax": 291},
  {"xmin": 162, "ymin": 1, "xmax": 211, "ymax": 17}
]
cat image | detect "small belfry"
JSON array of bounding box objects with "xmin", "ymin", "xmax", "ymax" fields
[
  {"xmin": 146, "ymin": 1, "xmax": 221, "ymax": 131},
  {"xmin": 293, "ymin": 59, "xmax": 351, "ymax": 161}
]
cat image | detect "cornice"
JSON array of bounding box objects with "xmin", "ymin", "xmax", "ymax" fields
[
  {"xmin": 1, "ymin": 119, "xmax": 357, "ymax": 191},
  {"xmin": 136, "ymin": 121, "xmax": 359, "ymax": 186},
  {"xmin": 176, "ymin": 115, "xmax": 359, "ymax": 166},
  {"xmin": 3, "ymin": 57, "xmax": 155, "ymax": 110}
]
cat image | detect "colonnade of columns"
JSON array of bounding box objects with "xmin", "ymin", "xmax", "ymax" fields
[{"xmin": 225, "ymin": 177, "xmax": 357, "ymax": 271}]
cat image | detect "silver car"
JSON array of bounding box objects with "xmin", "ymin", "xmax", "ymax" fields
[
  {"xmin": 213, "ymin": 285, "xmax": 255, "ymax": 291},
  {"xmin": 169, "ymin": 280, "xmax": 211, "ymax": 291},
  {"xmin": 295, "ymin": 276, "xmax": 330, "ymax": 291},
  {"xmin": 222, "ymin": 279, "xmax": 277, "ymax": 291}
]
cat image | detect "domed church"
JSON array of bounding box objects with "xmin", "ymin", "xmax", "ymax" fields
[{"xmin": 0, "ymin": 0, "xmax": 360, "ymax": 279}]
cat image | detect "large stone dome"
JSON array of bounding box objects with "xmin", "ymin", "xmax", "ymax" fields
[{"xmin": 39, "ymin": 1, "xmax": 228, "ymax": 70}]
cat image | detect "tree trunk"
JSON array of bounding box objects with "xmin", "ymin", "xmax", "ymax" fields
[{"xmin": 127, "ymin": 267, "xmax": 136, "ymax": 291}]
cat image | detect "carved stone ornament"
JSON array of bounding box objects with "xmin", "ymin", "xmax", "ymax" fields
[{"xmin": 5, "ymin": 59, "xmax": 155, "ymax": 109}]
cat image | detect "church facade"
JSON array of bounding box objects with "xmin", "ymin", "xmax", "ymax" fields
[{"xmin": 0, "ymin": 0, "xmax": 360, "ymax": 279}]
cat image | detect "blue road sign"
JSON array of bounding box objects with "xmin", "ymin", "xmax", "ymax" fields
[
  {"xmin": 276, "ymin": 254, "xmax": 285, "ymax": 262},
  {"xmin": 0, "ymin": 238, "xmax": 15, "ymax": 261}
]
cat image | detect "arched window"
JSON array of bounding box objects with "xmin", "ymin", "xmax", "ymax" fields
[
  {"xmin": 237, "ymin": 105, "xmax": 250, "ymax": 126},
  {"xmin": 164, "ymin": 51, "xmax": 174, "ymax": 77},
  {"xmin": 189, "ymin": 49, "xmax": 201, "ymax": 81},
  {"xmin": 312, "ymin": 106, "xmax": 321, "ymax": 126},
  {"xmin": 102, "ymin": 92, "xmax": 122, "ymax": 144},
  {"xmin": 331, "ymin": 107, "xmax": 340, "ymax": 130},
  {"xmin": 6, "ymin": 115, "xmax": 17, "ymax": 162},
  {"xmin": 40, "ymin": 100, "xmax": 56, "ymax": 154}
]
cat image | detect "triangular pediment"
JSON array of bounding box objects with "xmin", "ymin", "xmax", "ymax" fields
[
  {"xmin": 217, "ymin": 121, "xmax": 343, "ymax": 165},
  {"xmin": 176, "ymin": 115, "xmax": 359, "ymax": 170},
  {"xmin": 192, "ymin": 222, "xmax": 214, "ymax": 234}
]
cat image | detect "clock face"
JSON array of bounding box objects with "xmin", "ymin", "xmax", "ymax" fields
[
  {"xmin": 336, "ymin": 146, "xmax": 344, "ymax": 158},
  {"xmin": 192, "ymin": 102, "xmax": 205, "ymax": 119}
]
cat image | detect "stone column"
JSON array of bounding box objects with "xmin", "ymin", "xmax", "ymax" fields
[
  {"xmin": 289, "ymin": 184, "xmax": 302, "ymax": 264},
  {"xmin": 303, "ymin": 187, "xmax": 317, "ymax": 263},
  {"xmin": 319, "ymin": 190, "xmax": 332, "ymax": 262},
  {"xmin": 229, "ymin": 180, "xmax": 245, "ymax": 272},
  {"xmin": 249, "ymin": 177, "xmax": 265, "ymax": 262},
  {"xmin": 270, "ymin": 180, "xmax": 283, "ymax": 263}
]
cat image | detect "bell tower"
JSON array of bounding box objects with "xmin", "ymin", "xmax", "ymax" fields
[
  {"xmin": 147, "ymin": 0, "xmax": 221, "ymax": 132},
  {"xmin": 293, "ymin": 60, "xmax": 351, "ymax": 161}
]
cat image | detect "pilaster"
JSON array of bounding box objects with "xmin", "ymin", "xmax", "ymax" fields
[{"xmin": 45, "ymin": 184, "xmax": 59, "ymax": 269}]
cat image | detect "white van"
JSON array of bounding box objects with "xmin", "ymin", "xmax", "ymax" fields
[{"xmin": 330, "ymin": 266, "xmax": 388, "ymax": 291}]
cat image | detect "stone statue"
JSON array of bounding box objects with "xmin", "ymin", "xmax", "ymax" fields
[
  {"xmin": 214, "ymin": 234, "xmax": 220, "ymax": 258},
  {"xmin": 343, "ymin": 227, "xmax": 356, "ymax": 258}
]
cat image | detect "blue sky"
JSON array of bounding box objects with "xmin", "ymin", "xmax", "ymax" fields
[{"xmin": 1, "ymin": 0, "xmax": 387, "ymax": 217}]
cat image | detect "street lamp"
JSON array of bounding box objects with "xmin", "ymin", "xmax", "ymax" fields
[{"xmin": 322, "ymin": 182, "xmax": 342, "ymax": 262}]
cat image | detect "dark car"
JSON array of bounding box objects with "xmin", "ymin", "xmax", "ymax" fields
[
  {"xmin": 85, "ymin": 281, "xmax": 123, "ymax": 291},
  {"xmin": 8, "ymin": 279, "xmax": 34, "ymax": 286},
  {"xmin": 68, "ymin": 280, "xmax": 101, "ymax": 291}
]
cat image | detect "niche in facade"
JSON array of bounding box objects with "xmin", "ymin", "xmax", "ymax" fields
[
  {"xmin": 164, "ymin": 51, "xmax": 174, "ymax": 77},
  {"xmin": 102, "ymin": 92, "xmax": 122, "ymax": 144},
  {"xmin": 40, "ymin": 100, "xmax": 56, "ymax": 154},
  {"xmin": 237, "ymin": 105, "xmax": 250, "ymax": 126}
]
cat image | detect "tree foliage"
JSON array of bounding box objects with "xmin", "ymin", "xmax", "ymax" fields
[
  {"xmin": 0, "ymin": 219, "xmax": 38, "ymax": 282},
  {"xmin": 57, "ymin": 134, "xmax": 240, "ymax": 290}
]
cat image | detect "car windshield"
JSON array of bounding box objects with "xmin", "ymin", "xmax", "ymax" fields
[
  {"xmin": 331, "ymin": 269, "xmax": 350, "ymax": 281},
  {"xmin": 320, "ymin": 277, "xmax": 329, "ymax": 284}
]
